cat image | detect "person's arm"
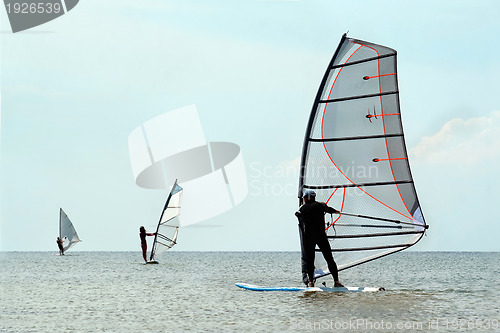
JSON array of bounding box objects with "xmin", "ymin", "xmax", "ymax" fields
[
  {"xmin": 295, "ymin": 210, "xmax": 306, "ymax": 234},
  {"xmin": 323, "ymin": 203, "xmax": 339, "ymax": 214},
  {"xmin": 146, "ymin": 233, "xmax": 156, "ymax": 236}
]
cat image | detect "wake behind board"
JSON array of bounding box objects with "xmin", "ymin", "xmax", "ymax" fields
[{"xmin": 235, "ymin": 283, "xmax": 384, "ymax": 293}]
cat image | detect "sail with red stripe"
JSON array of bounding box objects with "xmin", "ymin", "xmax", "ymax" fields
[{"xmin": 298, "ymin": 34, "xmax": 428, "ymax": 278}]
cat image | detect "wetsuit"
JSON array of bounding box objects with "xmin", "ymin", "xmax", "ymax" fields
[
  {"xmin": 140, "ymin": 231, "xmax": 155, "ymax": 262},
  {"xmin": 297, "ymin": 201, "xmax": 339, "ymax": 283},
  {"xmin": 56, "ymin": 238, "xmax": 64, "ymax": 255}
]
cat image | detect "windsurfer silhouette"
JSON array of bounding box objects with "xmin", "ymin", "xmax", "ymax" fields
[
  {"xmin": 56, "ymin": 237, "xmax": 64, "ymax": 255},
  {"xmin": 295, "ymin": 190, "xmax": 344, "ymax": 288},
  {"xmin": 139, "ymin": 226, "xmax": 156, "ymax": 263}
]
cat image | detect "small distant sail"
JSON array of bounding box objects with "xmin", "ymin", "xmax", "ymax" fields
[
  {"xmin": 298, "ymin": 34, "xmax": 428, "ymax": 279},
  {"xmin": 59, "ymin": 208, "xmax": 81, "ymax": 252},
  {"xmin": 149, "ymin": 180, "xmax": 183, "ymax": 262}
]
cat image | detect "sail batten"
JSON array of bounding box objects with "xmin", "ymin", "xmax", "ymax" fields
[
  {"xmin": 325, "ymin": 243, "xmax": 414, "ymax": 252},
  {"xmin": 328, "ymin": 231, "xmax": 425, "ymax": 239},
  {"xmin": 330, "ymin": 53, "xmax": 396, "ymax": 69},
  {"xmin": 298, "ymin": 34, "xmax": 427, "ymax": 279},
  {"xmin": 319, "ymin": 90, "xmax": 399, "ymax": 103},
  {"xmin": 309, "ymin": 133, "xmax": 403, "ymax": 142},
  {"xmin": 303, "ymin": 180, "xmax": 413, "ymax": 189},
  {"xmin": 332, "ymin": 224, "xmax": 413, "ymax": 229}
]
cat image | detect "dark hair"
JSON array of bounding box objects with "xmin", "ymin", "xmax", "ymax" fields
[{"xmin": 139, "ymin": 226, "xmax": 145, "ymax": 233}]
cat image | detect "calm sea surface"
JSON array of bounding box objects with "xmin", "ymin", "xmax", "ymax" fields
[{"xmin": 1, "ymin": 252, "xmax": 499, "ymax": 332}]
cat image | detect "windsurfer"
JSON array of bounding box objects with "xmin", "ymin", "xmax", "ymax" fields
[
  {"xmin": 139, "ymin": 226, "xmax": 156, "ymax": 263},
  {"xmin": 295, "ymin": 190, "xmax": 344, "ymax": 288},
  {"xmin": 56, "ymin": 237, "xmax": 64, "ymax": 255}
]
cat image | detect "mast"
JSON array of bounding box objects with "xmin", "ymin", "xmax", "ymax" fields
[
  {"xmin": 298, "ymin": 33, "xmax": 347, "ymax": 205},
  {"xmin": 59, "ymin": 208, "xmax": 62, "ymax": 239}
]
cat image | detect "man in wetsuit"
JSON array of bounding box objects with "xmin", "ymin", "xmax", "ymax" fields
[
  {"xmin": 295, "ymin": 190, "xmax": 344, "ymax": 288},
  {"xmin": 139, "ymin": 226, "xmax": 156, "ymax": 263},
  {"xmin": 56, "ymin": 237, "xmax": 64, "ymax": 255}
]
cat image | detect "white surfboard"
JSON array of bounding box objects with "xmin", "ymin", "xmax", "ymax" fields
[{"xmin": 235, "ymin": 282, "xmax": 384, "ymax": 292}]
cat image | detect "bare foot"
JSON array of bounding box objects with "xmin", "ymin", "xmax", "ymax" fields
[{"xmin": 334, "ymin": 281, "xmax": 344, "ymax": 287}]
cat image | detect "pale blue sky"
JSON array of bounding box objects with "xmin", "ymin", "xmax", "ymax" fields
[{"xmin": 1, "ymin": 0, "xmax": 499, "ymax": 251}]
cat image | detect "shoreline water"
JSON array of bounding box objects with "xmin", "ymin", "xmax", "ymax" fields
[{"xmin": 1, "ymin": 252, "xmax": 499, "ymax": 332}]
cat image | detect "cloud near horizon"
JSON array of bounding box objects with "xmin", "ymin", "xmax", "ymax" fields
[
  {"xmin": 409, "ymin": 111, "xmax": 500, "ymax": 169},
  {"xmin": 406, "ymin": 111, "xmax": 500, "ymax": 251}
]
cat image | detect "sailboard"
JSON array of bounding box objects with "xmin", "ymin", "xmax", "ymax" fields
[
  {"xmin": 235, "ymin": 283, "xmax": 384, "ymax": 293},
  {"xmin": 146, "ymin": 179, "xmax": 183, "ymax": 264},
  {"xmin": 296, "ymin": 33, "xmax": 428, "ymax": 281},
  {"xmin": 59, "ymin": 208, "xmax": 81, "ymax": 252}
]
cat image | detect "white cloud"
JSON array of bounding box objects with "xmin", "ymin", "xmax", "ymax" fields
[
  {"xmin": 410, "ymin": 111, "xmax": 500, "ymax": 168},
  {"xmin": 407, "ymin": 111, "xmax": 500, "ymax": 251}
]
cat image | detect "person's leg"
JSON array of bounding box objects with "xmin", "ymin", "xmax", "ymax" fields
[
  {"xmin": 298, "ymin": 224, "xmax": 309, "ymax": 285},
  {"xmin": 141, "ymin": 244, "xmax": 148, "ymax": 262},
  {"xmin": 317, "ymin": 236, "xmax": 339, "ymax": 282},
  {"xmin": 303, "ymin": 237, "xmax": 316, "ymax": 286}
]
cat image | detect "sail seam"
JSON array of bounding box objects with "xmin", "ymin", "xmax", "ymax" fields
[{"xmin": 325, "ymin": 188, "xmax": 342, "ymax": 226}]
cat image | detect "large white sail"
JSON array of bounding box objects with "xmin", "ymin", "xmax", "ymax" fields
[
  {"xmin": 59, "ymin": 208, "xmax": 81, "ymax": 252},
  {"xmin": 298, "ymin": 34, "xmax": 428, "ymax": 279},
  {"xmin": 149, "ymin": 180, "xmax": 183, "ymax": 262}
]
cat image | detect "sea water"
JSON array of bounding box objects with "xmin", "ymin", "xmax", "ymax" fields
[{"xmin": 1, "ymin": 252, "xmax": 499, "ymax": 332}]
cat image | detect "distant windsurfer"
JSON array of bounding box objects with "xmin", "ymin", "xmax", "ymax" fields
[
  {"xmin": 139, "ymin": 226, "xmax": 156, "ymax": 263},
  {"xmin": 295, "ymin": 190, "xmax": 344, "ymax": 288},
  {"xmin": 56, "ymin": 237, "xmax": 64, "ymax": 255}
]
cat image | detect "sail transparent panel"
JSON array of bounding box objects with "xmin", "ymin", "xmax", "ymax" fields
[
  {"xmin": 150, "ymin": 182, "xmax": 183, "ymax": 261},
  {"xmin": 299, "ymin": 35, "xmax": 427, "ymax": 278},
  {"xmin": 59, "ymin": 208, "xmax": 81, "ymax": 251}
]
